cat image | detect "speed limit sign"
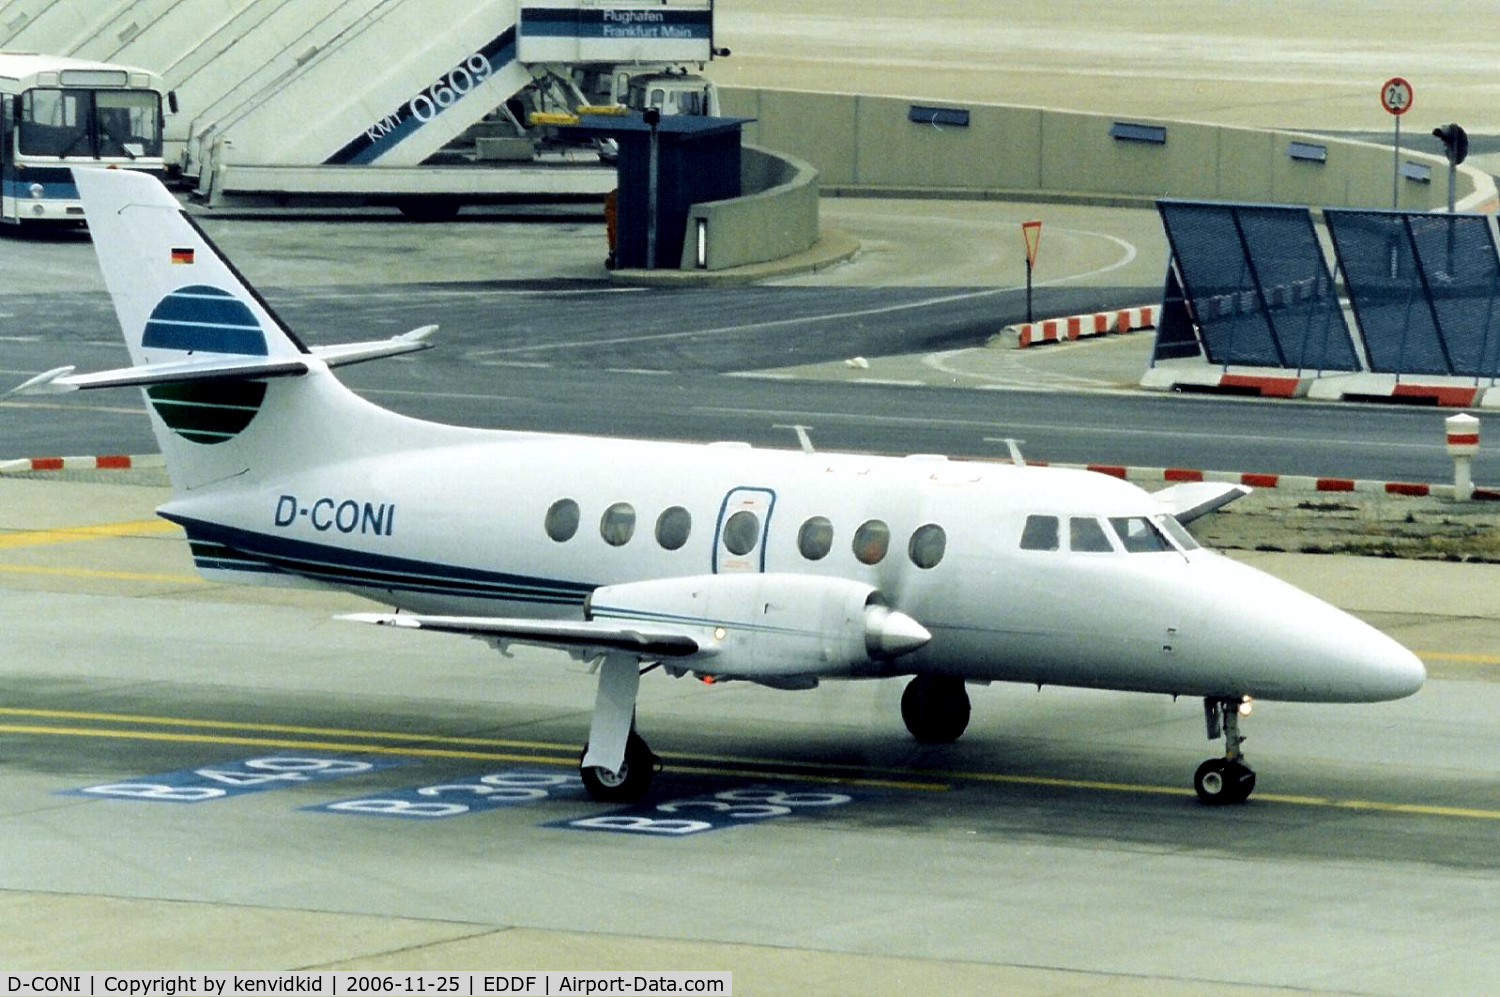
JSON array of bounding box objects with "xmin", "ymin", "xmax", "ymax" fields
[
  {"xmin": 1381, "ymin": 77, "xmax": 1413, "ymax": 116},
  {"xmin": 1381, "ymin": 77, "xmax": 1414, "ymax": 208}
]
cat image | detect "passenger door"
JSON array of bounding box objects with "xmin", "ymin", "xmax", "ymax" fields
[
  {"xmin": 713, "ymin": 487, "xmax": 775, "ymax": 573},
  {"xmin": 1, "ymin": 95, "xmax": 14, "ymax": 225}
]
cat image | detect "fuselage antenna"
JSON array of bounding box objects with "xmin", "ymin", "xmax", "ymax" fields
[
  {"xmin": 774, "ymin": 423, "xmax": 816, "ymax": 455},
  {"xmin": 984, "ymin": 437, "xmax": 1026, "ymax": 467}
]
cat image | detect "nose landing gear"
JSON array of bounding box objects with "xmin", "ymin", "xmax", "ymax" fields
[{"xmin": 1194, "ymin": 696, "xmax": 1256, "ymax": 805}]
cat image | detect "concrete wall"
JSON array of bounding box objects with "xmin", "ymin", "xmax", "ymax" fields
[
  {"xmin": 679, "ymin": 144, "xmax": 819, "ymax": 271},
  {"xmin": 721, "ymin": 87, "xmax": 1495, "ymax": 212}
]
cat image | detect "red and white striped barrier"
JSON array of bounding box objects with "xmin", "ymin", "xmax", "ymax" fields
[
  {"xmin": 1024, "ymin": 460, "xmax": 1499, "ymax": 500},
  {"xmin": 0, "ymin": 454, "xmax": 164, "ymax": 474},
  {"xmin": 1149, "ymin": 365, "xmax": 1489, "ymax": 407},
  {"xmin": 1004, "ymin": 304, "xmax": 1157, "ymax": 348},
  {"xmin": 1305, "ymin": 376, "xmax": 1485, "ymax": 408},
  {"xmin": 1140, "ymin": 363, "xmax": 1313, "ymax": 398}
]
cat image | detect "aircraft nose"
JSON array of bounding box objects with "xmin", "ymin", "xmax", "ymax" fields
[
  {"xmin": 1359, "ymin": 627, "xmax": 1426, "ymax": 700},
  {"xmin": 1193, "ymin": 556, "xmax": 1426, "ymax": 702}
]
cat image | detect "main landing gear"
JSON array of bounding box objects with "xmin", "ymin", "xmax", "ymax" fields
[
  {"xmin": 578, "ymin": 654, "xmax": 660, "ymax": 803},
  {"xmin": 901, "ymin": 675, "xmax": 971, "ymax": 744},
  {"xmin": 1194, "ymin": 696, "xmax": 1257, "ymax": 805},
  {"xmin": 580, "ymin": 730, "xmax": 659, "ymax": 803}
]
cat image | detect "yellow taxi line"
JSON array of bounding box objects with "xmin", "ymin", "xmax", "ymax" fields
[
  {"xmin": 0, "ymin": 519, "xmax": 178, "ymax": 549},
  {"xmin": 5, "ymin": 711, "xmax": 1499, "ymax": 819},
  {"xmin": 1416, "ymin": 650, "xmax": 1500, "ymax": 665},
  {"xmin": 0, "ymin": 564, "xmax": 204, "ymax": 584}
]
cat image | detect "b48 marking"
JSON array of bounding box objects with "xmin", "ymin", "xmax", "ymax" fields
[{"xmin": 63, "ymin": 755, "xmax": 393, "ymax": 803}]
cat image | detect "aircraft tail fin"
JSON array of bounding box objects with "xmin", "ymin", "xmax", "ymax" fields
[
  {"xmin": 74, "ymin": 167, "xmax": 309, "ymax": 366},
  {"xmin": 42, "ymin": 168, "xmax": 447, "ymax": 492}
]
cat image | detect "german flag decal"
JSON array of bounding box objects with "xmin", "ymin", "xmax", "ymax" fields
[{"xmin": 170, "ymin": 247, "xmax": 195, "ymax": 265}]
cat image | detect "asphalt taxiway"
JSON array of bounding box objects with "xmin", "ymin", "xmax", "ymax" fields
[
  {"xmin": 8, "ymin": 3, "xmax": 1500, "ymax": 981},
  {"xmin": 3, "ymin": 476, "xmax": 1500, "ymax": 994},
  {"xmin": 3, "ymin": 195, "xmax": 1500, "ymax": 993}
]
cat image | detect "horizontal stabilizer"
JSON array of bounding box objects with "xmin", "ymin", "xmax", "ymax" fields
[
  {"xmin": 1154, "ymin": 481, "xmax": 1252, "ymax": 523},
  {"xmin": 4, "ymin": 357, "xmax": 310, "ymax": 396},
  {"xmin": 312, "ymin": 325, "xmax": 438, "ymax": 368},
  {"xmin": 339, "ymin": 612, "xmax": 703, "ymax": 659}
]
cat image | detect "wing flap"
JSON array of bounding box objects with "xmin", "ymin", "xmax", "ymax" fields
[{"xmin": 339, "ymin": 612, "xmax": 703, "ymax": 659}]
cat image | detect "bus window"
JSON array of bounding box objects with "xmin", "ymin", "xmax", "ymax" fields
[
  {"xmin": 96, "ymin": 90, "xmax": 161, "ymax": 158},
  {"xmin": 19, "ymin": 90, "xmax": 90, "ymax": 157},
  {"xmin": 17, "ymin": 88, "xmax": 160, "ymax": 159}
]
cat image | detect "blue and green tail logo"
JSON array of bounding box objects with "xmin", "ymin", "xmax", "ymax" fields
[{"xmin": 143, "ymin": 285, "xmax": 268, "ymax": 446}]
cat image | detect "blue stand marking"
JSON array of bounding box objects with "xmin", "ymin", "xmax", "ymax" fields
[
  {"xmin": 549, "ymin": 781, "xmax": 858, "ymax": 837},
  {"xmin": 310, "ymin": 769, "xmax": 586, "ymax": 819},
  {"xmin": 63, "ymin": 754, "xmax": 399, "ymax": 804}
]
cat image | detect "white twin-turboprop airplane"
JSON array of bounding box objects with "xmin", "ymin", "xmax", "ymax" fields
[{"xmin": 9, "ymin": 169, "xmax": 1426, "ymax": 805}]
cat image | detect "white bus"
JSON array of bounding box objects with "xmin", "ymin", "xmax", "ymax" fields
[{"xmin": 0, "ymin": 52, "xmax": 175, "ymax": 226}]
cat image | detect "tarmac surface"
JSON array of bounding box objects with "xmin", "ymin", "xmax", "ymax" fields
[
  {"xmin": 6, "ymin": 4, "xmax": 1500, "ymax": 992},
  {"xmin": 3, "ymin": 475, "xmax": 1500, "ymax": 994}
]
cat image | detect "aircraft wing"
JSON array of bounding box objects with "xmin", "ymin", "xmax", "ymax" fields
[
  {"xmin": 3, "ymin": 327, "xmax": 436, "ymax": 400},
  {"xmin": 311, "ymin": 325, "xmax": 437, "ymax": 368},
  {"xmin": 2, "ymin": 358, "xmax": 309, "ymax": 397},
  {"xmin": 1153, "ymin": 481, "xmax": 1252, "ymax": 523},
  {"xmin": 339, "ymin": 612, "xmax": 703, "ymax": 660}
]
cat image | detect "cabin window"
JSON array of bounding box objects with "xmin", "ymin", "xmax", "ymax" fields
[
  {"xmin": 722, "ymin": 510, "xmax": 760, "ymax": 556},
  {"xmin": 798, "ymin": 516, "xmax": 834, "ymax": 560},
  {"xmin": 1156, "ymin": 515, "xmax": 1200, "ymax": 551},
  {"xmin": 1110, "ymin": 516, "xmax": 1172, "ymax": 553},
  {"xmin": 853, "ymin": 519, "xmax": 890, "ymax": 565},
  {"xmin": 1069, "ymin": 517, "xmax": 1114, "ymax": 553},
  {"xmin": 600, "ymin": 502, "xmax": 636, "ymax": 547},
  {"xmin": 908, "ymin": 524, "xmax": 947, "ymax": 569},
  {"xmin": 544, "ymin": 498, "xmax": 580, "ymax": 542},
  {"xmin": 1020, "ymin": 515, "xmax": 1059, "ymax": 551},
  {"xmin": 655, "ymin": 506, "xmax": 692, "ymax": 551}
]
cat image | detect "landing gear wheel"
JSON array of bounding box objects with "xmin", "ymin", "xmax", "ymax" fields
[
  {"xmin": 1193, "ymin": 758, "xmax": 1256, "ymax": 805},
  {"xmin": 580, "ymin": 731, "xmax": 658, "ymax": 803},
  {"xmin": 900, "ymin": 675, "xmax": 971, "ymax": 744}
]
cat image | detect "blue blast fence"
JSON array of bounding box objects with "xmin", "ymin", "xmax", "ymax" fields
[{"xmin": 1155, "ymin": 201, "xmax": 1360, "ymax": 374}]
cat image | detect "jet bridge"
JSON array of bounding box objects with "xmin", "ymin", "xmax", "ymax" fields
[{"xmin": 0, "ymin": 0, "xmax": 719, "ymax": 208}]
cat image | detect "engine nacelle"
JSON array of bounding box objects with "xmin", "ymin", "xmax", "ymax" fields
[{"xmin": 586, "ymin": 573, "xmax": 931, "ymax": 680}]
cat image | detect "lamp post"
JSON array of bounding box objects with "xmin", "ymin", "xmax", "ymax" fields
[{"xmin": 645, "ymin": 106, "xmax": 660, "ymax": 271}]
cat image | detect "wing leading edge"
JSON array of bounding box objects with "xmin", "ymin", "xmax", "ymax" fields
[{"xmin": 340, "ymin": 612, "xmax": 703, "ymax": 660}]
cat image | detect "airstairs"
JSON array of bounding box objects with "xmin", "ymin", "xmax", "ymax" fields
[{"xmin": 0, "ymin": 0, "xmax": 717, "ymax": 206}]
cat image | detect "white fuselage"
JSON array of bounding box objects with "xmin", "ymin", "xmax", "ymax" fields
[{"xmin": 160, "ymin": 429, "xmax": 1426, "ymax": 705}]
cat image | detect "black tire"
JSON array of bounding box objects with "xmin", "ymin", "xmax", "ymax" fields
[
  {"xmin": 1194, "ymin": 758, "xmax": 1256, "ymax": 805},
  {"xmin": 900, "ymin": 675, "xmax": 971, "ymax": 744},
  {"xmin": 580, "ymin": 731, "xmax": 657, "ymax": 803}
]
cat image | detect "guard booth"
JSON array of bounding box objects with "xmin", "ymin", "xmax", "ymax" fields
[{"xmin": 563, "ymin": 114, "xmax": 749, "ymax": 269}]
